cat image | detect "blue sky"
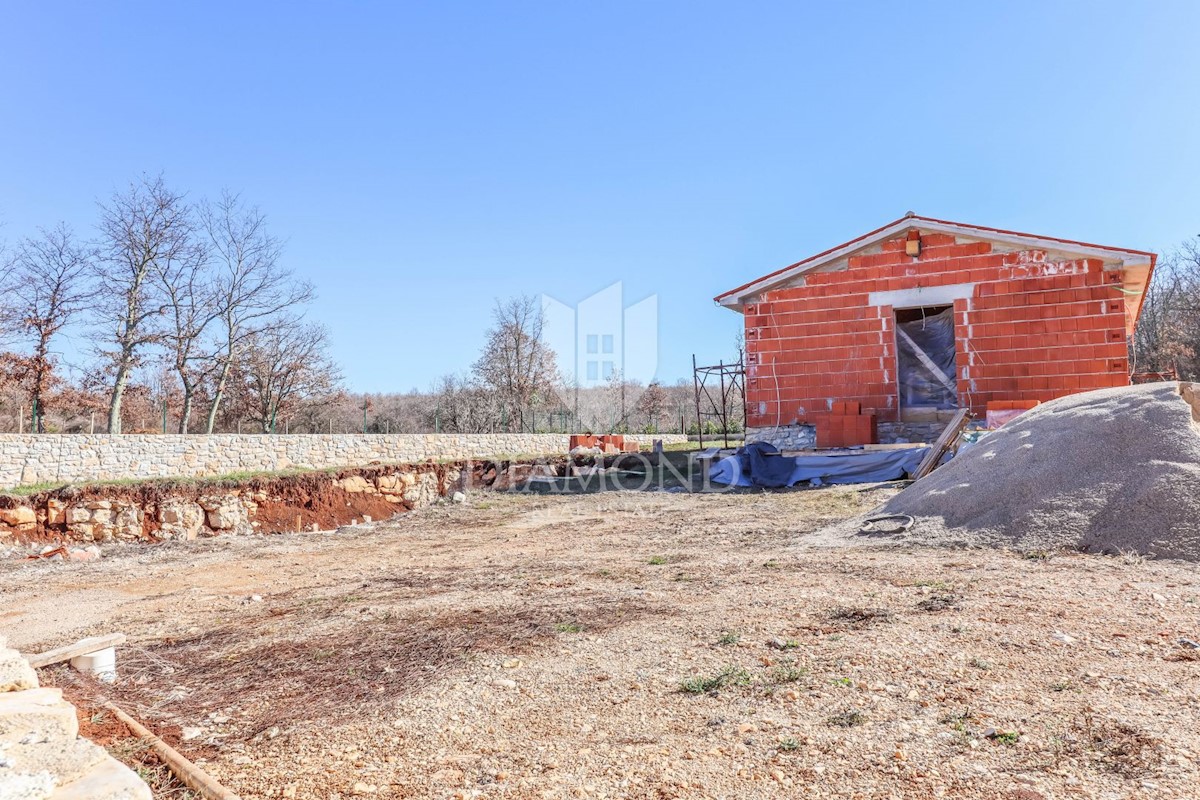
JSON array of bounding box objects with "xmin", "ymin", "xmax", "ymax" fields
[{"xmin": 2, "ymin": 1, "xmax": 1197, "ymax": 392}]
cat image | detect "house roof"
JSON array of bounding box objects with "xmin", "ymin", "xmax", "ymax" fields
[{"xmin": 714, "ymin": 214, "xmax": 1157, "ymax": 331}]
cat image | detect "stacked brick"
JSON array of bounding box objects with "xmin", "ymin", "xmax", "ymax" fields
[
  {"xmin": 568, "ymin": 434, "xmax": 642, "ymax": 454},
  {"xmin": 811, "ymin": 401, "xmax": 878, "ymax": 449},
  {"xmin": 743, "ymin": 232, "xmax": 1134, "ymax": 431},
  {"xmin": 985, "ymin": 399, "xmax": 1041, "ymax": 429}
]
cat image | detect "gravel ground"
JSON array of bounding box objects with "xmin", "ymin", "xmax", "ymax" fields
[
  {"xmin": 881, "ymin": 382, "xmax": 1200, "ymax": 560},
  {"xmin": 3, "ymin": 488, "xmax": 1200, "ymax": 800}
]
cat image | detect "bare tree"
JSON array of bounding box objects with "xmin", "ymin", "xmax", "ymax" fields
[
  {"xmin": 472, "ymin": 296, "xmax": 558, "ymax": 432},
  {"xmin": 635, "ymin": 380, "xmax": 668, "ymax": 433},
  {"xmin": 240, "ymin": 319, "xmax": 341, "ymax": 433},
  {"xmin": 1, "ymin": 225, "xmax": 96, "ymax": 431},
  {"xmin": 151, "ymin": 219, "xmax": 212, "ymax": 432},
  {"xmin": 1132, "ymin": 238, "xmax": 1200, "ymax": 380},
  {"xmin": 95, "ymin": 176, "xmax": 193, "ymax": 433},
  {"xmin": 200, "ymin": 192, "xmax": 311, "ymax": 433},
  {"xmin": 429, "ymin": 373, "xmax": 502, "ymax": 433}
]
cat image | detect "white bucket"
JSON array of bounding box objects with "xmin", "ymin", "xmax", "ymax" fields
[{"xmin": 70, "ymin": 647, "xmax": 117, "ymax": 683}]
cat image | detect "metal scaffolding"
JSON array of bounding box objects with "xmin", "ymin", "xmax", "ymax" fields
[{"xmin": 692, "ymin": 355, "xmax": 746, "ymax": 449}]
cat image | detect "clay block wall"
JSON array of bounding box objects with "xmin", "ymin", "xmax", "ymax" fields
[
  {"xmin": 0, "ymin": 433, "xmax": 685, "ymax": 488},
  {"xmin": 743, "ymin": 231, "xmax": 1131, "ymax": 427}
]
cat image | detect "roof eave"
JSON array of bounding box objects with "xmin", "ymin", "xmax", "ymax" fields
[{"xmin": 715, "ymin": 216, "xmax": 1157, "ymax": 312}]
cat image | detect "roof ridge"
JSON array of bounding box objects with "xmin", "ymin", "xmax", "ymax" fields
[{"xmin": 715, "ymin": 215, "xmax": 1155, "ymax": 304}]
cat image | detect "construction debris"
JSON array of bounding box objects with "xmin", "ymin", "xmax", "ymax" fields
[
  {"xmin": 910, "ymin": 408, "xmax": 970, "ymax": 480},
  {"xmin": 27, "ymin": 634, "xmax": 126, "ymax": 670}
]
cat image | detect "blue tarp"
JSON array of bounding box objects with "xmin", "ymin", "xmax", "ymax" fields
[{"xmin": 710, "ymin": 442, "xmax": 929, "ymax": 487}]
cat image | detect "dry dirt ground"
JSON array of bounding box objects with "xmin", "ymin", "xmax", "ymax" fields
[{"xmin": 3, "ymin": 488, "xmax": 1200, "ymax": 800}]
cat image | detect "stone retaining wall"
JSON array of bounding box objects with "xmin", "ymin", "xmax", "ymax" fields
[
  {"xmin": 745, "ymin": 424, "xmax": 817, "ymax": 451},
  {"xmin": 0, "ymin": 464, "xmax": 467, "ymax": 544},
  {"xmin": 0, "ymin": 433, "xmax": 684, "ymax": 488},
  {"xmin": 746, "ymin": 421, "xmax": 950, "ymax": 449}
]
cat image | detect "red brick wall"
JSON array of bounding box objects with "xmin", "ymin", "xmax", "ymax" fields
[{"xmin": 743, "ymin": 231, "xmax": 1131, "ymax": 428}]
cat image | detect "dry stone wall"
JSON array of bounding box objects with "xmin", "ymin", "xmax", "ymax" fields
[{"xmin": 0, "ymin": 433, "xmax": 684, "ymax": 488}]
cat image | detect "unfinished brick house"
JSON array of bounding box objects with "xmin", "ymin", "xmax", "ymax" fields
[{"xmin": 716, "ymin": 214, "xmax": 1157, "ymax": 448}]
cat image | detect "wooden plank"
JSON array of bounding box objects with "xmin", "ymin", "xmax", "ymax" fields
[
  {"xmin": 27, "ymin": 634, "xmax": 126, "ymax": 669},
  {"xmin": 895, "ymin": 326, "xmax": 957, "ymax": 394},
  {"xmin": 912, "ymin": 408, "xmax": 970, "ymax": 480},
  {"xmin": 780, "ymin": 443, "xmax": 927, "ymax": 457}
]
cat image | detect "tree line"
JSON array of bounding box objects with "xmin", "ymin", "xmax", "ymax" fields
[
  {"xmin": 424, "ymin": 295, "xmax": 736, "ymax": 435},
  {"xmin": 0, "ymin": 189, "xmax": 730, "ymax": 435},
  {"xmin": 1132, "ymin": 236, "xmax": 1200, "ymax": 381},
  {"xmin": 0, "ymin": 175, "xmax": 337, "ymax": 433}
]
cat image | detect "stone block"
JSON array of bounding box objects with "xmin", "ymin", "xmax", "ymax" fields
[
  {"xmin": 4, "ymin": 735, "xmax": 108, "ymax": 790},
  {"xmin": 0, "ymin": 649, "xmax": 38, "ymax": 692},
  {"xmin": 47, "ymin": 751, "xmax": 153, "ymax": 799},
  {"xmin": 46, "ymin": 500, "xmax": 66, "ymax": 526},
  {"xmin": 156, "ymin": 501, "xmax": 204, "ymax": 541},
  {"xmin": 336, "ymin": 475, "xmax": 375, "ymax": 494},
  {"xmin": 0, "ymin": 506, "xmax": 37, "ymax": 527},
  {"xmin": 0, "ymin": 688, "xmax": 78, "ymax": 745}
]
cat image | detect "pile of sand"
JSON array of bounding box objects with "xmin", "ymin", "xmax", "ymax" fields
[{"xmin": 880, "ymin": 382, "xmax": 1200, "ymax": 560}]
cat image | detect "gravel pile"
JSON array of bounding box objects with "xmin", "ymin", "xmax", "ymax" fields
[{"xmin": 882, "ymin": 382, "xmax": 1200, "ymax": 560}]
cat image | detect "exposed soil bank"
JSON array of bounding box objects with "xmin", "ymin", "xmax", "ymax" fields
[{"xmin": 0, "ymin": 458, "xmax": 574, "ymax": 545}]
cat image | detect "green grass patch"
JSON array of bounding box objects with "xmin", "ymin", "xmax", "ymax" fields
[
  {"xmin": 768, "ymin": 664, "xmax": 809, "ymax": 684},
  {"xmin": 679, "ymin": 666, "xmax": 751, "ymax": 695},
  {"xmin": 1, "ymin": 466, "xmax": 330, "ymax": 497}
]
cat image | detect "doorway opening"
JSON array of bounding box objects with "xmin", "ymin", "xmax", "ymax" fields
[{"xmin": 894, "ymin": 305, "xmax": 958, "ymax": 415}]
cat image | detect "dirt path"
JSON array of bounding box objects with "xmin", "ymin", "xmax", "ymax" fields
[{"xmin": 3, "ymin": 488, "xmax": 1199, "ymax": 799}]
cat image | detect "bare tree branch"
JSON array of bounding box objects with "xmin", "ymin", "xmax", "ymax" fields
[
  {"xmin": 472, "ymin": 296, "xmax": 559, "ymax": 432},
  {"xmin": 94, "ymin": 175, "xmax": 195, "ymax": 433},
  {"xmin": 0, "ymin": 224, "xmax": 97, "ymax": 431},
  {"xmin": 199, "ymin": 191, "xmax": 313, "ymax": 433}
]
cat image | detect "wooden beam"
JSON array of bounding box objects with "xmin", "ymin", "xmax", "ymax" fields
[
  {"xmin": 895, "ymin": 326, "xmax": 957, "ymax": 395},
  {"xmin": 27, "ymin": 634, "xmax": 126, "ymax": 669},
  {"xmin": 104, "ymin": 701, "xmax": 243, "ymax": 800},
  {"xmin": 912, "ymin": 408, "xmax": 970, "ymax": 480}
]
